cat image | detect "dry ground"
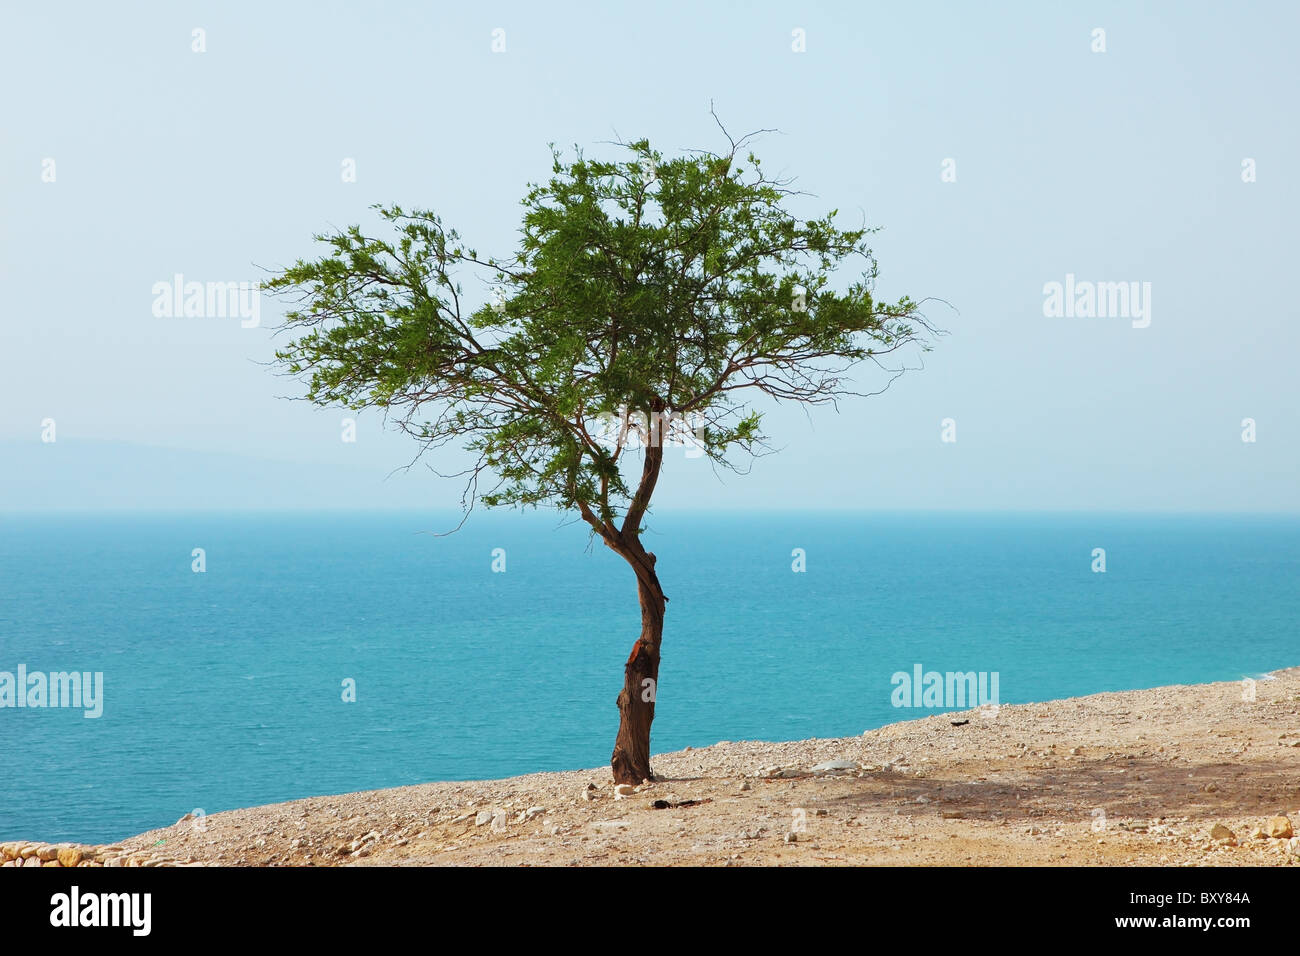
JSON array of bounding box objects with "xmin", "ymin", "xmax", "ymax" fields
[{"xmin": 11, "ymin": 668, "xmax": 1300, "ymax": 867}]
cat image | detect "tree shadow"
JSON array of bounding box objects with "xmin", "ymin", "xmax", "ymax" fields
[{"xmin": 821, "ymin": 756, "xmax": 1299, "ymax": 828}]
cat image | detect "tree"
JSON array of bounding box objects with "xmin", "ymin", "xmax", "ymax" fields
[{"xmin": 264, "ymin": 118, "xmax": 939, "ymax": 785}]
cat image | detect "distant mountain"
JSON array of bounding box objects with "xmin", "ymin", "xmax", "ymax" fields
[{"xmin": 0, "ymin": 440, "xmax": 446, "ymax": 511}]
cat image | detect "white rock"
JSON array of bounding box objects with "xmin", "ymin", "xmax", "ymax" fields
[
  {"xmin": 474, "ymin": 810, "xmax": 494, "ymax": 826},
  {"xmin": 811, "ymin": 760, "xmax": 859, "ymax": 774},
  {"xmin": 760, "ymin": 767, "xmax": 802, "ymax": 779},
  {"xmin": 613, "ymin": 784, "xmax": 635, "ymax": 800}
]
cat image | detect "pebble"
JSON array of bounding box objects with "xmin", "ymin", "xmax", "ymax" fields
[
  {"xmin": 1210, "ymin": 823, "xmax": 1236, "ymax": 844},
  {"xmin": 1265, "ymin": 816, "xmax": 1293, "ymax": 839}
]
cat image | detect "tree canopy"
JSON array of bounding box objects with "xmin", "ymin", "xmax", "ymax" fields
[{"xmin": 265, "ymin": 127, "xmax": 937, "ymax": 545}]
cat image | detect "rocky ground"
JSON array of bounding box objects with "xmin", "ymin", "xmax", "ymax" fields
[{"xmin": 7, "ymin": 668, "xmax": 1300, "ymax": 867}]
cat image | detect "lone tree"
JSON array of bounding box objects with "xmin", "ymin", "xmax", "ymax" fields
[{"xmin": 265, "ymin": 121, "xmax": 937, "ymax": 784}]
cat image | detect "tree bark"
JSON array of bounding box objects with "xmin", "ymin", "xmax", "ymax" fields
[
  {"xmin": 604, "ymin": 399, "xmax": 670, "ymax": 784},
  {"xmin": 610, "ymin": 540, "xmax": 666, "ymax": 785}
]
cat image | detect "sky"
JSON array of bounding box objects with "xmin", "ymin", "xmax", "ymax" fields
[{"xmin": 1, "ymin": 0, "xmax": 1297, "ymax": 512}]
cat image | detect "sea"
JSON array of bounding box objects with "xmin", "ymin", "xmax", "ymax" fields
[{"xmin": 1, "ymin": 510, "xmax": 1295, "ymax": 844}]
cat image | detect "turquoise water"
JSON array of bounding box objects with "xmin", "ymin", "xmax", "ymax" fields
[{"xmin": 0, "ymin": 511, "xmax": 1295, "ymax": 843}]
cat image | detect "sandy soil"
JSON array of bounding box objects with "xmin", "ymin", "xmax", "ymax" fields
[{"xmin": 20, "ymin": 668, "xmax": 1300, "ymax": 867}]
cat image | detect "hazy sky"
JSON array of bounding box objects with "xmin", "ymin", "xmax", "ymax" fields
[{"xmin": 2, "ymin": 1, "xmax": 1296, "ymax": 511}]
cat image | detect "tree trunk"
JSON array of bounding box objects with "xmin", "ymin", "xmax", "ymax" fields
[{"xmin": 610, "ymin": 546, "xmax": 666, "ymax": 785}]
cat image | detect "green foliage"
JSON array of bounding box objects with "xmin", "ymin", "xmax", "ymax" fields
[{"xmin": 264, "ymin": 130, "xmax": 936, "ymax": 538}]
